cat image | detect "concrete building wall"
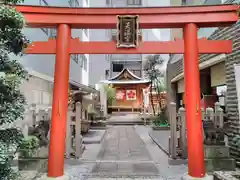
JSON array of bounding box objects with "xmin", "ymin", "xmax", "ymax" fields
[
  {"xmin": 20, "ymin": 0, "xmax": 171, "ymax": 87},
  {"xmin": 20, "ymin": 0, "xmax": 89, "ymax": 86},
  {"xmin": 19, "ymin": 70, "xmax": 54, "ymax": 108}
]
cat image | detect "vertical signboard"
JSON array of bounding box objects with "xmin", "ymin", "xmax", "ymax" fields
[{"xmin": 117, "ymin": 15, "xmax": 139, "ymax": 48}]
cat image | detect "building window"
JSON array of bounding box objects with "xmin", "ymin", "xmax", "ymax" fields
[
  {"xmin": 106, "ymin": 0, "xmax": 110, "ymax": 5},
  {"xmin": 182, "ymin": 0, "xmax": 187, "ymax": 5},
  {"xmin": 49, "ymin": 28, "xmax": 57, "ymax": 38},
  {"xmin": 82, "ymin": 55, "xmax": 88, "ymax": 71},
  {"xmin": 39, "ymin": 0, "xmax": 49, "ymax": 35},
  {"xmin": 83, "ymin": 29, "xmax": 88, "ymax": 37},
  {"xmin": 105, "ymin": 70, "xmax": 109, "ymax": 79},
  {"xmin": 39, "ymin": 0, "xmax": 48, "ymax": 5},
  {"xmin": 69, "ymin": 0, "xmax": 79, "ymax": 7},
  {"xmin": 113, "ymin": 64, "xmax": 124, "ymax": 72},
  {"xmin": 71, "ymin": 54, "xmax": 79, "ymax": 64},
  {"xmin": 127, "ymin": 0, "xmax": 142, "ymax": 5},
  {"xmin": 130, "ymin": 69, "xmax": 141, "ymax": 77},
  {"xmin": 41, "ymin": 28, "xmax": 49, "ymax": 35}
]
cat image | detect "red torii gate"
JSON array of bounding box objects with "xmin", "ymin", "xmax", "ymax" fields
[{"xmin": 16, "ymin": 4, "xmax": 239, "ymax": 179}]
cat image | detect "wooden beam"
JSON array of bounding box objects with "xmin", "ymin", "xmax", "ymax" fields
[
  {"xmin": 15, "ymin": 5, "xmax": 239, "ymax": 29},
  {"xmin": 25, "ymin": 38, "xmax": 232, "ymax": 54}
]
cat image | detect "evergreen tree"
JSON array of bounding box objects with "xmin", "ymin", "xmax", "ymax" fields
[{"xmin": 0, "ymin": 0, "xmax": 29, "ymax": 179}]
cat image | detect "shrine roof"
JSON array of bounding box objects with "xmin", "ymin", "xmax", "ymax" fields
[
  {"xmin": 100, "ymin": 80, "xmax": 150, "ymax": 84},
  {"xmin": 110, "ymin": 68, "xmax": 141, "ymax": 81},
  {"xmin": 101, "ymin": 68, "xmax": 150, "ymax": 84}
]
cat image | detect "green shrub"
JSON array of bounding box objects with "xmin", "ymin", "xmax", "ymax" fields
[
  {"xmin": 152, "ymin": 109, "xmax": 168, "ymax": 127},
  {"xmin": 19, "ymin": 136, "xmax": 39, "ymax": 157}
]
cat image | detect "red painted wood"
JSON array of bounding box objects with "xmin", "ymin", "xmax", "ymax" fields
[
  {"xmin": 15, "ymin": 5, "xmax": 239, "ymax": 28},
  {"xmin": 25, "ymin": 38, "xmax": 233, "ymax": 54},
  {"xmin": 47, "ymin": 24, "xmax": 71, "ymax": 178},
  {"xmin": 184, "ymin": 23, "xmax": 205, "ymax": 178},
  {"xmin": 14, "ymin": 3, "xmax": 240, "ymax": 179},
  {"xmin": 15, "ymin": 4, "xmax": 238, "ymax": 15}
]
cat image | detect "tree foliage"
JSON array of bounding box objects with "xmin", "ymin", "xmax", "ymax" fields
[
  {"xmin": 0, "ymin": 1, "xmax": 29, "ymax": 179},
  {"xmin": 143, "ymin": 55, "xmax": 165, "ymax": 115},
  {"xmin": 104, "ymin": 84, "xmax": 116, "ymax": 105}
]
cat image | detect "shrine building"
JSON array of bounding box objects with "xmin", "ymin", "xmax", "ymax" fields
[{"xmin": 101, "ymin": 68, "xmax": 150, "ymax": 112}]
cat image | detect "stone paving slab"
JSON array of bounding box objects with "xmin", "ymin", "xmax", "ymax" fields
[
  {"xmin": 91, "ymin": 126, "xmax": 160, "ymax": 178},
  {"xmin": 83, "ymin": 129, "xmax": 107, "ymax": 144}
]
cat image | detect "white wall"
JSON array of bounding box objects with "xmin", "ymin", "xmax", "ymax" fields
[
  {"xmin": 20, "ymin": 0, "xmax": 85, "ymax": 85},
  {"xmin": 20, "ymin": 73, "xmax": 53, "ymax": 107},
  {"xmin": 111, "ymin": 63, "xmax": 142, "ymax": 77}
]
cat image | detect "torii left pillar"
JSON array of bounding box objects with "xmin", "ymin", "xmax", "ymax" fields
[{"xmin": 48, "ymin": 24, "xmax": 71, "ymax": 178}]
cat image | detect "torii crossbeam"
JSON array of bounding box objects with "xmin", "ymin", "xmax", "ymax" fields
[
  {"xmin": 16, "ymin": 4, "xmax": 239, "ymax": 179},
  {"xmin": 25, "ymin": 38, "xmax": 232, "ymax": 54}
]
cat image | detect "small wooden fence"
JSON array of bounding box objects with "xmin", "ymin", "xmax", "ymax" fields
[{"xmin": 169, "ymin": 102, "xmax": 225, "ymax": 159}]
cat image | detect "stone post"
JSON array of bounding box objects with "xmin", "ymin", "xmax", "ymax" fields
[
  {"xmin": 65, "ymin": 107, "xmax": 73, "ymax": 158},
  {"xmin": 179, "ymin": 107, "xmax": 187, "ymax": 159},
  {"xmin": 170, "ymin": 102, "xmax": 177, "ymax": 159},
  {"xmin": 22, "ymin": 124, "xmax": 29, "ymax": 138},
  {"xmin": 201, "ymin": 108, "xmax": 205, "ymax": 121},
  {"xmin": 215, "ymin": 104, "xmax": 224, "ymax": 129},
  {"xmin": 30, "ymin": 104, "xmax": 37, "ymax": 127},
  {"xmin": 75, "ymin": 102, "xmax": 82, "ymax": 158},
  {"xmin": 206, "ymin": 107, "xmax": 214, "ymax": 122},
  {"xmin": 214, "ymin": 102, "xmax": 221, "ymax": 113}
]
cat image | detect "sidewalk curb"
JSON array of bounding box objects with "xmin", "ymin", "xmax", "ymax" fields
[{"xmin": 148, "ymin": 131, "xmax": 169, "ymax": 156}]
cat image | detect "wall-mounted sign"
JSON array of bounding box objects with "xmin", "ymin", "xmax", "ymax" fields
[
  {"xmin": 116, "ymin": 90, "xmax": 126, "ymax": 100},
  {"xmin": 117, "ymin": 15, "xmax": 139, "ymax": 48},
  {"xmin": 126, "ymin": 90, "xmax": 137, "ymax": 100}
]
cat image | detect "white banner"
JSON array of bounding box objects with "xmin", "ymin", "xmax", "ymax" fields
[{"xmin": 143, "ymin": 88, "xmax": 149, "ymax": 108}]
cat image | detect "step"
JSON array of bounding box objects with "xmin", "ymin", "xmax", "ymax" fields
[
  {"xmin": 204, "ymin": 145, "xmax": 230, "ymax": 158},
  {"xmin": 213, "ymin": 171, "xmax": 240, "ymax": 180},
  {"xmin": 205, "ymin": 158, "xmax": 236, "ymax": 172},
  {"xmin": 107, "ymin": 121, "xmax": 150, "ymax": 126}
]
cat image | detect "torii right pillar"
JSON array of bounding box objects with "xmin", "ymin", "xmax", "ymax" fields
[{"xmin": 183, "ymin": 23, "xmax": 207, "ymax": 179}]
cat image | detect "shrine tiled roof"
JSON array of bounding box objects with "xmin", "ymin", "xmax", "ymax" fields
[{"xmin": 101, "ymin": 68, "xmax": 150, "ymax": 84}]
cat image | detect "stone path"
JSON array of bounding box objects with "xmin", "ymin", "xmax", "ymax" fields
[
  {"xmin": 91, "ymin": 126, "xmax": 159, "ymax": 177},
  {"xmin": 107, "ymin": 113, "xmax": 141, "ymax": 123},
  {"xmin": 65, "ymin": 125, "xmax": 188, "ymax": 179},
  {"xmin": 149, "ymin": 129, "xmax": 171, "ymax": 155}
]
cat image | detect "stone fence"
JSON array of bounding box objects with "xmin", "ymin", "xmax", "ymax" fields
[
  {"xmin": 65, "ymin": 102, "xmax": 87, "ymax": 158},
  {"xmin": 169, "ymin": 102, "xmax": 226, "ymax": 160},
  {"xmin": 20, "ymin": 104, "xmax": 52, "ymax": 138},
  {"xmin": 19, "ymin": 102, "xmax": 88, "ymax": 158}
]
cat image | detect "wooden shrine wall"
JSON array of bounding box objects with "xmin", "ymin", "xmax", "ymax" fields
[{"xmin": 113, "ymin": 84, "xmax": 148, "ymax": 108}]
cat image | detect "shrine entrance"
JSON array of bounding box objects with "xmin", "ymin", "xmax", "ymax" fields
[{"xmin": 16, "ymin": 4, "xmax": 239, "ymax": 179}]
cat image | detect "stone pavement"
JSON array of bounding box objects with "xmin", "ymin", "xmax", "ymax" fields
[
  {"xmin": 107, "ymin": 113, "xmax": 141, "ymax": 123},
  {"xmin": 83, "ymin": 129, "xmax": 106, "ymax": 144},
  {"xmin": 148, "ymin": 129, "xmax": 171, "ymax": 155},
  {"xmin": 64, "ymin": 124, "xmax": 188, "ymax": 179}
]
